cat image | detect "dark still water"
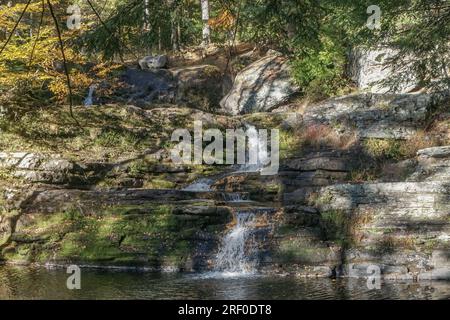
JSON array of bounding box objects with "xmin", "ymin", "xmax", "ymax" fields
[{"xmin": 1, "ymin": 265, "xmax": 449, "ymax": 300}]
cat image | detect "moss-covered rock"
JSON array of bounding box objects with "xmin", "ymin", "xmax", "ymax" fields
[{"xmin": 2, "ymin": 203, "xmax": 231, "ymax": 271}]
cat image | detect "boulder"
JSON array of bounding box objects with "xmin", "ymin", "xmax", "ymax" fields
[
  {"xmin": 119, "ymin": 65, "xmax": 223, "ymax": 111},
  {"xmin": 138, "ymin": 54, "xmax": 168, "ymax": 69},
  {"xmin": 120, "ymin": 68, "xmax": 175, "ymax": 106},
  {"xmin": 220, "ymin": 51, "xmax": 299, "ymax": 115},
  {"xmin": 172, "ymin": 65, "xmax": 223, "ymax": 111},
  {"xmin": 347, "ymin": 47, "xmax": 418, "ymax": 93}
]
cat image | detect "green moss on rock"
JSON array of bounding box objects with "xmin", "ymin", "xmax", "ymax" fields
[{"xmin": 3, "ymin": 203, "xmax": 230, "ymax": 269}]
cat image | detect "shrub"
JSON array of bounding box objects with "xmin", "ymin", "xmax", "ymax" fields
[
  {"xmin": 363, "ymin": 139, "xmax": 404, "ymax": 160},
  {"xmin": 290, "ymin": 35, "xmax": 351, "ymax": 101},
  {"xmin": 364, "ymin": 133, "xmax": 439, "ymax": 161}
]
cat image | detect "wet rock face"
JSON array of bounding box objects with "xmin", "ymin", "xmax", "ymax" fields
[{"xmin": 220, "ymin": 51, "xmax": 299, "ymax": 115}]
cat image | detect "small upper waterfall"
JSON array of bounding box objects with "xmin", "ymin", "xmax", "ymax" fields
[
  {"xmin": 222, "ymin": 192, "xmax": 251, "ymax": 202},
  {"xmin": 183, "ymin": 178, "xmax": 213, "ymax": 191},
  {"xmin": 238, "ymin": 124, "xmax": 268, "ymax": 173},
  {"xmin": 84, "ymin": 84, "xmax": 96, "ymax": 106},
  {"xmin": 214, "ymin": 211, "xmax": 258, "ymax": 275}
]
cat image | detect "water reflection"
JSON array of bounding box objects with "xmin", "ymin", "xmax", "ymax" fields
[{"xmin": 1, "ymin": 265, "xmax": 450, "ymax": 300}]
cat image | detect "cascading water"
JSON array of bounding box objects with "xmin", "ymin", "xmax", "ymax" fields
[
  {"xmin": 183, "ymin": 178, "xmax": 213, "ymax": 191},
  {"xmin": 84, "ymin": 84, "xmax": 96, "ymax": 107},
  {"xmin": 214, "ymin": 211, "xmax": 258, "ymax": 275},
  {"xmin": 222, "ymin": 192, "xmax": 251, "ymax": 202},
  {"xmin": 184, "ymin": 123, "xmax": 269, "ymax": 194},
  {"xmin": 237, "ymin": 124, "xmax": 268, "ymax": 173},
  {"xmin": 184, "ymin": 123, "xmax": 272, "ymax": 278}
]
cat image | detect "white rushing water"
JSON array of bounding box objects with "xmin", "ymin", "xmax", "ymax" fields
[
  {"xmin": 183, "ymin": 178, "xmax": 213, "ymax": 191},
  {"xmin": 184, "ymin": 124, "xmax": 270, "ymax": 194},
  {"xmin": 84, "ymin": 84, "xmax": 96, "ymax": 107},
  {"xmin": 214, "ymin": 211, "xmax": 257, "ymax": 276},
  {"xmin": 222, "ymin": 192, "xmax": 251, "ymax": 203},
  {"xmin": 237, "ymin": 124, "xmax": 269, "ymax": 173}
]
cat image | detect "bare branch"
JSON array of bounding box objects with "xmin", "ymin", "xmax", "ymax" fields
[
  {"xmin": 0, "ymin": 0, "xmax": 33, "ymax": 56},
  {"xmin": 28, "ymin": 0, "xmax": 45, "ymax": 68},
  {"xmin": 47, "ymin": 0, "xmax": 79, "ymax": 125}
]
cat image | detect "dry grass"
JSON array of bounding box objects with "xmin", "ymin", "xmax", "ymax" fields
[
  {"xmin": 400, "ymin": 130, "xmax": 440, "ymax": 157},
  {"xmin": 299, "ymin": 124, "xmax": 358, "ymax": 151},
  {"xmin": 377, "ymin": 235, "xmax": 416, "ymax": 253},
  {"xmin": 349, "ymin": 169, "xmax": 379, "ymax": 183},
  {"xmin": 364, "ymin": 131, "xmax": 439, "ymax": 161},
  {"xmin": 427, "ymin": 115, "xmax": 450, "ymax": 145}
]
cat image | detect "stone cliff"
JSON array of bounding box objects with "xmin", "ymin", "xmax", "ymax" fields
[{"xmin": 0, "ymin": 46, "xmax": 449, "ymax": 280}]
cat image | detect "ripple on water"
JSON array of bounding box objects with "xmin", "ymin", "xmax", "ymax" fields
[
  {"xmin": 188, "ymin": 271, "xmax": 260, "ymax": 280},
  {"xmin": 1, "ymin": 265, "xmax": 450, "ymax": 299}
]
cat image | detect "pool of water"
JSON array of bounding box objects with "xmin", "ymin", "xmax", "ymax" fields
[{"xmin": 1, "ymin": 265, "xmax": 449, "ymax": 299}]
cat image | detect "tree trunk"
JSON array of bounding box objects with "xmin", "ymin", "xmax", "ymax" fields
[
  {"xmin": 171, "ymin": 10, "xmax": 179, "ymax": 51},
  {"xmin": 166, "ymin": 0, "xmax": 179, "ymax": 51},
  {"xmin": 143, "ymin": 0, "xmax": 150, "ymax": 31},
  {"xmin": 29, "ymin": 12, "xmax": 33, "ymax": 37},
  {"xmin": 158, "ymin": 26, "xmax": 162, "ymax": 51},
  {"xmin": 177, "ymin": 6, "xmax": 182, "ymax": 48},
  {"xmin": 200, "ymin": 0, "xmax": 210, "ymax": 46}
]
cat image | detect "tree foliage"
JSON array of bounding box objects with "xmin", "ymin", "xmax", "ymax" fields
[{"xmin": 0, "ymin": 0, "xmax": 448, "ymax": 109}]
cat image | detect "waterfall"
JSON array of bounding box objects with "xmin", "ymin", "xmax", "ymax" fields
[
  {"xmin": 238, "ymin": 124, "xmax": 268, "ymax": 173},
  {"xmin": 183, "ymin": 178, "xmax": 213, "ymax": 191},
  {"xmin": 214, "ymin": 211, "xmax": 258, "ymax": 275},
  {"xmin": 222, "ymin": 192, "xmax": 251, "ymax": 202},
  {"xmin": 84, "ymin": 84, "xmax": 96, "ymax": 106}
]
